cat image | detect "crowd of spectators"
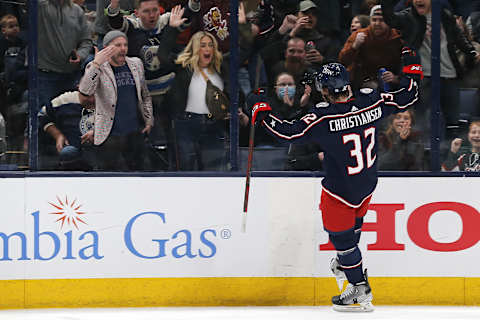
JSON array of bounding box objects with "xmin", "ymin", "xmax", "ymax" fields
[{"xmin": 0, "ymin": 0, "xmax": 479, "ymax": 172}]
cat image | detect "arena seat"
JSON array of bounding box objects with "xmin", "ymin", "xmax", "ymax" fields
[{"xmin": 239, "ymin": 146, "xmax": 289, "ymax": 171}]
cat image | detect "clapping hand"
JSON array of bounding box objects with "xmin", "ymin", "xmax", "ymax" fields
[
  {"xmin": 282, "ymin": 88, "xmax": 294, "ymax": 107},
  {"xmin": 398, "ymin": 123, "xmax": 411, "ymax": 140},
  {"xmin": 300, "ymin": 84, "xmax": 311, "ymax": 107}
]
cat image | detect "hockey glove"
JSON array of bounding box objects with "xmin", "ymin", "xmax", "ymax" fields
[
  {"xmin": 401, "ymin": 47, "xmax": 424, "ymax": 82},
  {"xmin": 251, "ymin": 102, "xmax": 272, "ymax": 124}
]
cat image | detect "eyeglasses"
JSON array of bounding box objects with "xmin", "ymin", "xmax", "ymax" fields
[{"xmin": 276, "ymin": 83, "xmax": 295, "ymax": 87}]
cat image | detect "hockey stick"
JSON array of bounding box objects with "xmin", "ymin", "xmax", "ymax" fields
[{"xmin": 242, "ymin": 120, "xmax": 256, "ymax": 233}]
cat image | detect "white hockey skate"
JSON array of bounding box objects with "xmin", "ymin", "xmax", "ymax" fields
[
  {"xmin": 330, "ymin": 257, "xmax": 347, "ymax": 291},
  {"xmin": 331, "ymin": 270, "xmax": 374, "ymax": 312}
]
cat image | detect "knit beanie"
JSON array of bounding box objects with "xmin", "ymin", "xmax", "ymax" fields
[{"xmin": 103, "ymin": 30, "xmax": 127, "ymax": 47}]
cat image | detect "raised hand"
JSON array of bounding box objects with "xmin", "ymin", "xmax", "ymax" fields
[
  {"xmin": 290, "ymin": 16, "xmax": 309, "ymax": 37},
  {"xmin": 251, "ymin": 102, "xmax": 272, "ymax": 124},
  {"xmin": 238, "ymin": 2, "xmax": 246, "ymax": 25},
  {"xmin": 93, "ymin": 45, "xmax": 116, "ymax": 66},
  {"xmin": 401, "ymin": 47, "xmax": 424, "ymax": 81},
  {"xmin": 352, "ymin": 32, "xmax": 366, "ymax": 49},
  {"xmin": 450, "ymin": 138, "xmax": 462, "ymax": 154},
  {"xmin": 279, "ymin": 14, "xmax": 297, "ymax": 35},
  {"xmin": 169, "ymin": 5, "xmax": 186, "ymax": 28}
]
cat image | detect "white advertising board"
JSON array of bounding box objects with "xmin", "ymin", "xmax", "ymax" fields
[
  {"xmin": 316, "ymin": 177, "xmax": 480, "ymax": 277},
  {"xmin": 0, "ymin": 177, "xmax": 479, "ymax": 280},
  {"xmin": 1, "ymin": 177, "xmax": 316, "ymax": 280}
]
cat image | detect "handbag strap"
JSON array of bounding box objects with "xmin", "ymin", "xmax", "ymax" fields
[{"xmin": 199, "ymin": 68, "xmax": 210, "ymax": 83}]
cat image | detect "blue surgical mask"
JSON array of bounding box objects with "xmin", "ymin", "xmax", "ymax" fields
[{"xmin": 277, "ymin": 86, "xmax": 296, "ymax": 100}]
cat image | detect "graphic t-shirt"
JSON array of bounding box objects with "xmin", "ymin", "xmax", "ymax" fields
[{"xmin": 110, "ymin": 64, "xmax": 139, "ymax": 136}]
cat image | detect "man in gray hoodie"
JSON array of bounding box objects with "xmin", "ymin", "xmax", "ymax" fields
[{"xmin": 38, "ymin": 0, "xmax": 93, "ymax": 109}]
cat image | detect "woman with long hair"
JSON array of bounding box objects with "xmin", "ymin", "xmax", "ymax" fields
[
  {"xmin": 165, "ymin": 31, "xmax": 228, "ymax": 171},
  {"xmin": 378, "ymin": 110, "xmax": 424, "ymax": 170}
]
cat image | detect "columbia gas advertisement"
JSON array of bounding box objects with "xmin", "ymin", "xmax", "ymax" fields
[{"xmin": 0, "ymin": 177, "xmax": 479, "ymax": 280}]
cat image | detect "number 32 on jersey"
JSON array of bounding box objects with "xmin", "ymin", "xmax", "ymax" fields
[{"xmin": 343, "ymin": 127, "xmax": 376, "ymax": 175}]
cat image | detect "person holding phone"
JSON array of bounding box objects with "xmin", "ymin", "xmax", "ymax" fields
[{"xmin": 285, "ymin": 1, "xmax": 341, "ymax": 67}]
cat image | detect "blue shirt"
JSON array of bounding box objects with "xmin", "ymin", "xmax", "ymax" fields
[
  {"xmin": 110, "ymin": 64, "xmax": 139, "ymax": 136},
  {"xmin": 262, "ymin": 77, "xmax": 419, "ymax": 207}
]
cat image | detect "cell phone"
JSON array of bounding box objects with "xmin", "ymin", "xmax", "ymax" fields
[
  {"xmin": 306, "ymin": 41, "xmax": 315, "ymax": 52},
  {"xmin": 69, "ymin": 50, "xmax": 78, "ymax": 60}
]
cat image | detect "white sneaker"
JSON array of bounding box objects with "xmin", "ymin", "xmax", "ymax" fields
[{"xmin": 330, "ymin": 257, "xmax": 347, "ymax": 291}]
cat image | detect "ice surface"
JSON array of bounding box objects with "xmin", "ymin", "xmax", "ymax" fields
[{"xmin": 0, "ymin": 306, "xmax": 479, "ymax": 320}]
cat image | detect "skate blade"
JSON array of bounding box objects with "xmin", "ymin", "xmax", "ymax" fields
[{"xmin": 332, "ymin": 302, "xmax": 374, "ymax": 313}]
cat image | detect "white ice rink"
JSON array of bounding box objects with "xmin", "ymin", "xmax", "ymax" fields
[{"xmin": 0, "ymin": 306, "xmax": 480, "ymax": 320}]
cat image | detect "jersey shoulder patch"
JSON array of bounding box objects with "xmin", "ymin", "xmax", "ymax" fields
[
  {"xmin": 360, "ymin": 88, "xmax": 374, "ymax": 94},
  {"xmin": 315, "ymin": 102, "xmax": 329, "ymax": 108}
]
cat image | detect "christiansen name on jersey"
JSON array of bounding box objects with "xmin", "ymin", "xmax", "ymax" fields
[{"xmin": 329, "ymin": 106, "xmax": 382, "ymax": 132}]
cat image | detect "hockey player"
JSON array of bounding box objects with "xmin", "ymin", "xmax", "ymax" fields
[{"xmin": 251, "ymin": 53, "xmax": 422, "ymax": 311}]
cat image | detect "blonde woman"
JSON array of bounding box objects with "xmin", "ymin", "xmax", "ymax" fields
[{"xmin": 165, "ymin": 31, "xmax": 228, "ymax": 171}]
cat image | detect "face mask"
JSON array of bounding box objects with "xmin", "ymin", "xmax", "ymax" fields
[{"xmin": 277, "ymin": 86, "xmax": 296, "ymax": 100}]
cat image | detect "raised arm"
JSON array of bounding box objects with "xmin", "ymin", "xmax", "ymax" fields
[
  {"xmin": 381, "ymin": 0, "xmax": 413, "ymax": 32},
  {"xmin": 261, "ymin": 108, "xmax": 322, "ymax": 144}
]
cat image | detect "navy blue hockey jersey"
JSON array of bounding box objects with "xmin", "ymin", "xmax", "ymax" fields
[{"xmin": 262, "ymin": 77, "xmax": 419, "ymax": 207}]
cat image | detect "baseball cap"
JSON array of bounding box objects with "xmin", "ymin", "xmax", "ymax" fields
[
  {"xmin": 299, "ymin": 0, "xmax": 317, "ymax": 12},
  {"xmin": 370, "ymin": 5, "xmax": 382, "ymax": 17}
]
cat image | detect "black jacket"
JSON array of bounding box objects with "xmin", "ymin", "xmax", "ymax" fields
[{"xmin": 381, "ymin": 0, "xmax": 477, "ymax": 78}]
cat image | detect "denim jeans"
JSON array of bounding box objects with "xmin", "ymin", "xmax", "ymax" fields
[
  {"xmin": 95, "ymin": 132, "xmax": 146, "ymax": 171},
  {"xmin": 174, "ymin": 112, "xmax": 227, "ymax": 171}
]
